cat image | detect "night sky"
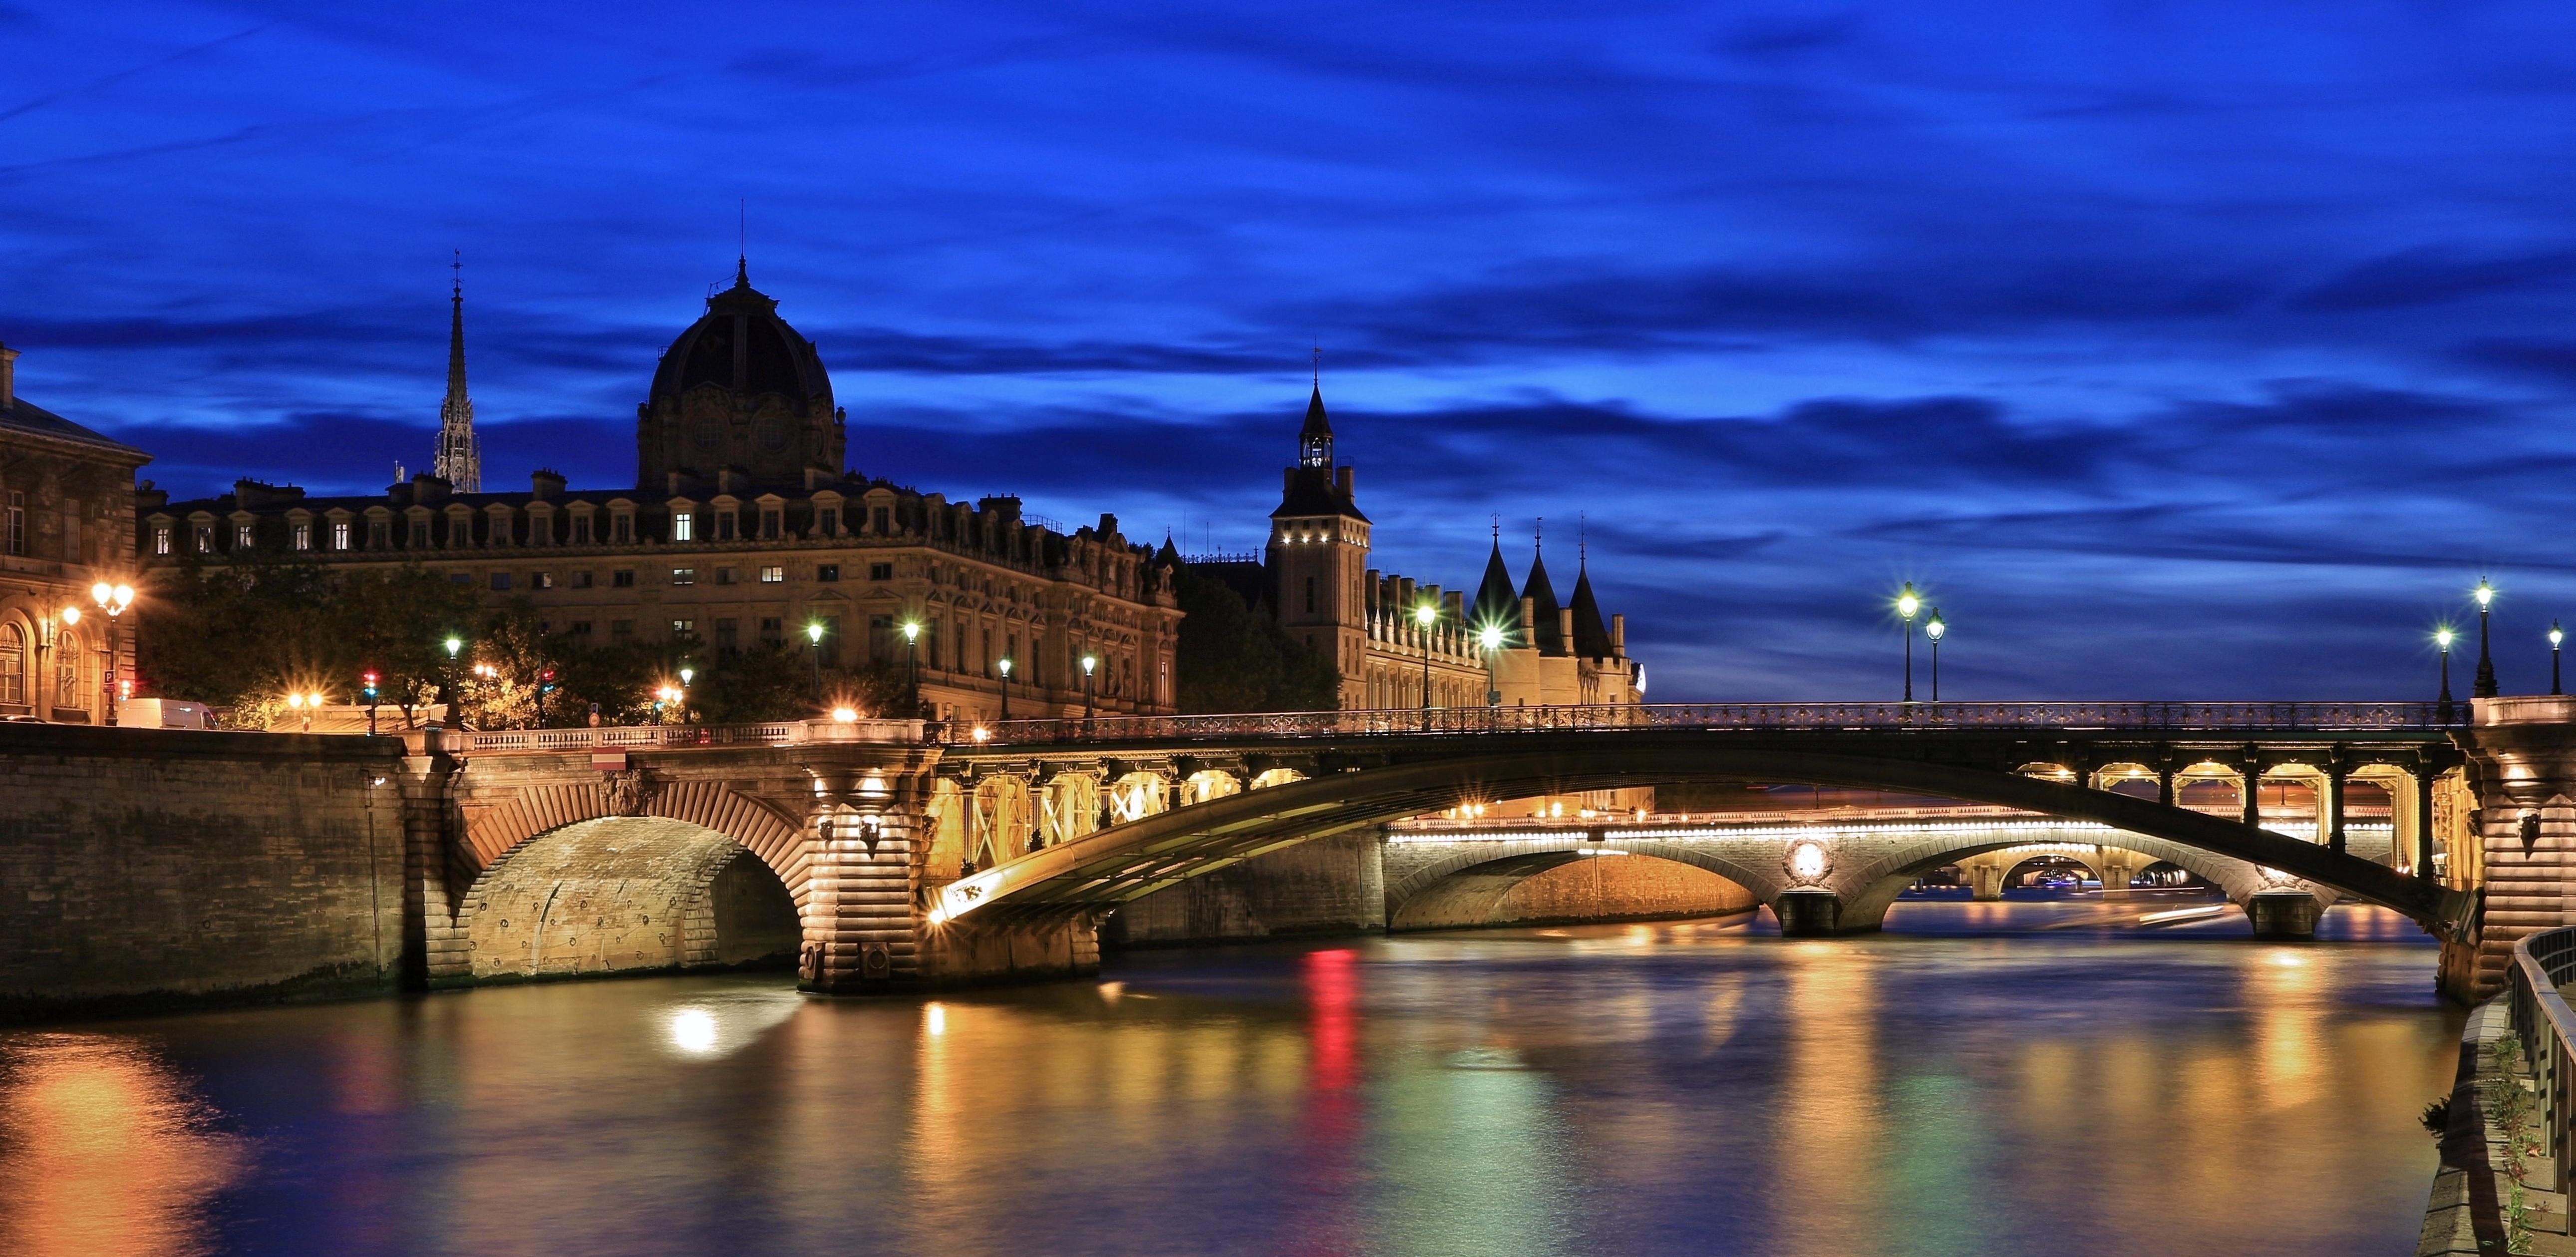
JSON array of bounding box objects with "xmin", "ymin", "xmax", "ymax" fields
[{"xmin": 7, "ymin": 2, "xmax": 2576, "ymax": 701}]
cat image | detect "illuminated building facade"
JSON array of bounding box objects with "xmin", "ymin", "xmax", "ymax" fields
[
  {"xmin": 0, "ymin": 342, "xmax": 149, "ymax": 724},
  {"xmin": 138, "ymin": 267, "xmax": 1180, "ymax": 723}
]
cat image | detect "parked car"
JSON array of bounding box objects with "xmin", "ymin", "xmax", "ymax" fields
[{"xmin": 117, "ymin": 698, "xmax": 215, "ymax": 730}]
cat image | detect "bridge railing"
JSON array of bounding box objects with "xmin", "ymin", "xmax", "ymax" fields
[
  {"xmin": 967, "ymin": 700, "xmax": 2463, "ymax": 744},
  {"xmin": 453, "ymin": 719, "xmax": 924, "ymax": 754},
  {"xmin": 2509, "ymin": 926, "xmax": 2576, "ymax": 1196}
]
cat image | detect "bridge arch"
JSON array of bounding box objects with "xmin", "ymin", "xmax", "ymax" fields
[
  {"xmin": 1383, "ymin": 839, "xmax": 1771, "ymax": 932},
  {"xmin": 1833, "ymin": 834, "xmax": 2300, "ymax": 931},
  {"xmin": 446, "ymin": 777, "xmax": 810, "ymax": 983},
  {"xmin": 459, "ymin": 816, "xmax": 802, "ymax": 981},
  {"xmin": 940, "ymin": 742, "xmax": 2460, "ymax": 934}
]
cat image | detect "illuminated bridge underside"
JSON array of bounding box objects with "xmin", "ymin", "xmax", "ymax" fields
[{"xmin": 941, "ymin": 743, "xmax": 2470, "ymax": 931}]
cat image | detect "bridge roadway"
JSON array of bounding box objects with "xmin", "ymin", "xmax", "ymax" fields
[{"xmin": 410, "ymin": 698, "xmax": 2570, "ymax": 1000}]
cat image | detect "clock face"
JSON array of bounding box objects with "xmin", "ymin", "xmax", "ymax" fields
[
  {"xmin": 755, "ymin": 419, "xmax": 790, "ymax": 454},
  {"xmin": 691, "ymin": 417, "xmax": 723, "ymax": 450}
]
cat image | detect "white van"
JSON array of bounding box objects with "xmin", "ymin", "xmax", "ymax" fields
[{"xmin": 118, "ymin": 698, "xmax": 216, "ymax": 730}]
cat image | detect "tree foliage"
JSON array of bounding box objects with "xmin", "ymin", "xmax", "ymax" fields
[
  {"xmin": 137, "ymin": 560, "xmax": 922, "ymax": 730},
  {"xmin": 1171, "ymin": 565, "xmax": 1339, "ymax": 713}
]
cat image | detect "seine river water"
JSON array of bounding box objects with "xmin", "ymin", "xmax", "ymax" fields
[{"xmin": 0, "ymin": 894, "xmax": 2458, "ymax": 1257}]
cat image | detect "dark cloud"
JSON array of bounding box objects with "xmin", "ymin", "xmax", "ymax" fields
[{"xmin": 2293, "ymin": 249, "xmax": 2576, "ymax": 313}]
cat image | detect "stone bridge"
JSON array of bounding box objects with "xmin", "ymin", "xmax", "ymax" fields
[{"xmin": 15, "ymin": 698, "xmax": 2576, "ymax": 1017}]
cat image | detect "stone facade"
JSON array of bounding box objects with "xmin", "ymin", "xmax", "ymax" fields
[
  {"xmin": 0, "ymin": 343, "xmax": 149, "ymax": 725},
  {"xmin": 0, "ymin": 723, "xmax": 406, "ymax": 1018}
]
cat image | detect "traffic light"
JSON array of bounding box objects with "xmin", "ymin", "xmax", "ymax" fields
[{"xmin": 361, "ymin": 670, "xmax": 380, "ymax": 701}]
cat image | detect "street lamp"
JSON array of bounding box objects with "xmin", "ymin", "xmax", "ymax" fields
[
  {"xmin": 902, "ymin": 620, "xmax": 922, "ymax": 717},
  {"xmin": 1896, "ymin": 583, "xmax": 1921, "ymax": 702},
  {"xmin": 677, "ymin": 665, "xmax": 695, "ymax": 724},
  {"xmin": 997, "ymin": 655, "xmax": 1012, "ymax": 720},
  {"xmin": 805, "ymin": 622, "xmax": 826, "ymax": 703},
  {"xmin": 2475, "ymin": 580, "xmax": 2498, "ymax": 699},
  {"xmin": 1924, "ymin": 607, "xmax": 1946, "ymax": 702},
  {"xmin": 2437, "ymin": 626, "xmax": 2457, "ymax": 724},
  {"xmin": 2554, "ymin": 621, "xmax": 2565, "ymax": 696},
  {"xmin": 89, "ymin": 582, "xmax": 132, "ymax": 723},
  {"xmin": 1081, "ymin": 652, "xmax": 1097, "ymax": 731},
  {"xmin": 1478, "ymin": 622, "xmax": 1505, "ymax": 729},
  {"xmin": 1415, "ymin": 601, "xmax": 1437, "ymax": 730}
]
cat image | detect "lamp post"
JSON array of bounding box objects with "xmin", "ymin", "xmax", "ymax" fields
[
  {"xmin": 2475, "ymin": 581, "xmax": 2498, "ymax": 699},
  {"xmin": 1414, "ymin": 602, "xmax": 1438, "ymax": 731},
  {"xmin": 88, "ymin": 582, "xmax": 132, "ymax": 722},
  {"xmin": 1896, "ymin": 583, "xmax": 1921, "ymax": 702},
  {"xmin": 1081, "ymin": 652, "xmax": 1097, "ymax": 732},
  {"xmin": 678, "ymin": 665, "xmax": 695, "ymax": 724},
  {"xmin": 1478, "ymin": 624, "xmax": 1504, "ymax": 729},
  {"xmin": 1924, "ymin": 607, "xmax": 1946, "ymax": 702},
  {"xmin": 431, "ymin": 635, "xmax": 462, "ymax": 731},
  {"xmin": 805, "ymin": 622, "xmax": 825, "ymax": 704},
  {"xmin": 997, "ymin": 655, "xmax": 1012, "ymax": 721},
  {"xmin": 2554, "ymin": 622, "xmax": 2565, "ymax": 696},
  {"xmin": 902, "ymin": 620, "xmax": 922, "ymax": 717},
  {"xmin": 2437, "ymin": 626, "xmax": 2456, "ymax": 725}
]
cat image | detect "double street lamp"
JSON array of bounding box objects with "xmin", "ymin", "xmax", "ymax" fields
[{"xmin": 89, "ymin": 582, "xmax": 132, "ymax": 722}]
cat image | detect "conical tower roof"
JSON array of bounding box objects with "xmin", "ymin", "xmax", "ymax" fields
[
  {"xmin": 1569, "ymin": 561, "xmax": 1613, "ymax": 658},
  {"xmin": 1299, "ymin": 384, "xmax": 1331, "ymax": 444},
  {"xmin": 1522, "ymin": 546, "xmax": 1565, "ymax": 655},
  {"xmin": 1470, "ymin": 540, "xmax": 1520, "ymax": 639}
]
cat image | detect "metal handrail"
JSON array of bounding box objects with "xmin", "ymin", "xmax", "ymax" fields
[
  {"xmin": 452, "ymin": 718, "xmax": 924, "ymax": 754},
  {"xmin": 966, "ymin": 700, "xmax": 2464, "ymax": 744},
  {"xmin": 2508, "ymin": 926, "xmax": 2576, "ymax": 1196}
]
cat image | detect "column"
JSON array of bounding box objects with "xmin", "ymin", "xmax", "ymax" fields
[
  {"xmin": 2414, "ymin": 764, "xmax": 2437, "ymax": 882},
  {"xmin": 2325, "ymin": 753, "xmax": 2348, "ymax": 854},
  {"xmin": 2240, "ymin": 747, "xmax": 2263, "ymax": 830}
]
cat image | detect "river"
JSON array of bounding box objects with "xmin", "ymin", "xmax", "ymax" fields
[{"xmin": 0, "ymin": 894, "xmax": 2459, "ymax": 1257}]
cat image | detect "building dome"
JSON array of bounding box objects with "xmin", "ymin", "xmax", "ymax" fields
[
  {"xmin": 636, "ymin": 262, "xmax": 844, "ymax": 489},
  {"xmin": 648, "ymin": 263, "xmax": 833, "ymax": 408}
]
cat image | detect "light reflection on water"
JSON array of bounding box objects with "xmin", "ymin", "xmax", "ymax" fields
[{"xmin": 0, "ymin": 901, "xmax": 2458, "ymax": 1257}]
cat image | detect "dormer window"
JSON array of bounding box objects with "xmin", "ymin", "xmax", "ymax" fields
[
  {"xmin": 672, "ymin": 511, "xmax": 695, "ymax": 542},
  {"xmin": 612, "ymin": 513, "xmax": 632, "ymax": 544},
  {"xmin": 571, "ymin": 514, "xmax": 592, "ymax": 545},
  {"xmin": 153, "ymin": 524, "xmax": 172, "ymax": 556},
  {"xmin": 332, "ymin": 521, "xmax": 351, "ymax": 551},
  {"xmin": 235, "ymin": 523, "xmax": 256, "ymax": 550},
  {"xmin": 292, "ymin": 522, "xmax": 312, "ymax": 551}
]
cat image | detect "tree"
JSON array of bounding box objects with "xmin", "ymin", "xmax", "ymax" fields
[
  {"xmin": 136, "ymin": 554, "xmax": 479, "ymax": 727},
  {"xmin": 1171, "ymin": 566, "xmax": 1339, "ymax": 713}
]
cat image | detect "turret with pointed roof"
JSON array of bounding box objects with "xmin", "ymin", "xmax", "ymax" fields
[
  {"xmin": 1569, "ymin": 558, "xmax": 1614, "ymax": 658},
  {"xmin": 1469, "ymin": 534, "xmax": 1520, "ymax": 639},
  {"xmin": 434, "ymin": 253, "xmax": 481, "ymax": 492},
  {"xmin": 1521, "ymin": 535, "xmax": 1565, "ymax": 656}
]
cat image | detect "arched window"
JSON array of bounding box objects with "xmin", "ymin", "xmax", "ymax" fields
[
  {"xmin": 54, "ymin": 629, "xmax": 78, "ymax": 708},
  {"xmin": 0, "ymin": 623, "xmax": 22, "ymax": 707}
]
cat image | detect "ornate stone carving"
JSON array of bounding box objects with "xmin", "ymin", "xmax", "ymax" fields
[{"xmin": 601, "ymin": 768, "xmax": 659, "ymax": 817}]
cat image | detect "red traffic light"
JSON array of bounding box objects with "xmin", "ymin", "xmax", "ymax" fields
[
  {"xmin": 362, "ymin": 670, "xmax": 379, "ymax": 684},
  {"xmin": 540, "ymin": 668, "xmax": 556, "ymax": 681}
]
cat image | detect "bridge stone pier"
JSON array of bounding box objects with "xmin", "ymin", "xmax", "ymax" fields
[{"xmin": 2449, "ymin": 696, "xmax": 2576, "ymax": 999}]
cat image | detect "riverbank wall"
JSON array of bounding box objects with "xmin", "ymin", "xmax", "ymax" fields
[{"xmin": 0, "ymin": 725, "xmax": 407, "ymax": 1022}]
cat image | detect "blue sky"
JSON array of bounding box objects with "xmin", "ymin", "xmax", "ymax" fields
[{"xmin": 7, "ymin": 1, "xmax": 2576, "ymax": 700}]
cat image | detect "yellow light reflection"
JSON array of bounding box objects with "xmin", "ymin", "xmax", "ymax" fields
[{"xmin": 0, "ymin": 1035, "xmax": 244, "ymax": 1257}]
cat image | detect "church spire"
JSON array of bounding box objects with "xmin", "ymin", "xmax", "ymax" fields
[
  {"xmin": 435, "ymin": 251, "xmax": 481, "ymax": 491},
  {"xmin": 1298, "ymin": 347, "xmax": 1333, "ymax": 469}
]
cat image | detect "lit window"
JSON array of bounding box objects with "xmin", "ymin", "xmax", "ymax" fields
[
  {"xmin": 537, "ymin": 572, "xmax": 556, "ymax": 589},
  {"xmin": 672, "ymin": 568, "xmax": 695, "ymax": 586},
  {"xmin": 672, "ymin": 512, "xmax": 695, "ymax": 542},
  {"xmin": 331, "ymin": 521, "xmax": 351, "ymax": 551},
  {"xmin": 759, "ymin": 565, "xmax": 784, "ymax": 583},
  {"xmin": 671, "ymin": 619, "xmax": 694, "ymax": 638},
  {"xmin": 196, "ymin": 525, "xmax": 214, "ymax": 553},
  {"xmin": 236, "ymin": 523, "xmax": 256, "ymax": 550},
  {"xmin": 292, "ymin": 522, "xmax": 312, "ymax": 551},
  {"xmin": 152, "ymin": 525, "xmax": 172, "ymax": 556}
]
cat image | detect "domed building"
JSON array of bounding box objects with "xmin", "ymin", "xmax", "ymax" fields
[
  {"xmin": 636, "ymin": 262, "xmax": 844, "ymax": 491},
  {"xmin": 141, "ymin": 264, "xmax": 1181, "ymax": 727}
]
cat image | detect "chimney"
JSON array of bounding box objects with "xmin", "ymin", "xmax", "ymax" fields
[
  {"xmin": 1611, "ymin": 613, "xmax": 1626, "ymax": 657},
  {"xmin": 0, "ymin": 342, "xmax": 15, "ymax": 411},
  {"xmin": 1520, "ymin": 596, "xmax": 1536, "ymax": 634},
  {"xmin": 803, "ymin": 465, "xmax": 836, "ymax": 491},
  {"xmin": 1283, "ymin": 468, "xmax": 1295, "ymax": 493},
  {"xmin": 1558, "ymin": 607, "xmax": 1575, "ymax": 651},
  {"xmin": 532, "ymin": 469, "xmax": 566, "ymax": 500},
  {"xmin": 1097, "ymin": 513, "xmax": 1119, "ymax": 540},
  {"xmin": 1336, "ymin": 466, "xmax": 1353, "ymax": 497},
  {"xmin": 413, "ymin": 473, "xmax": 451, "ymax": 505}
]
